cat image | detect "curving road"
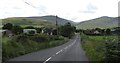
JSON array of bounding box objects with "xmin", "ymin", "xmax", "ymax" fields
[{"xmin": 8, "ymin": 34, "xmax": 88, "ymax": 63}]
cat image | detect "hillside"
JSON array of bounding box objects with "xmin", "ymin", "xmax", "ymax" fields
[
  {"xmin": 76, "ymin": 16, "xmax": 118, "ymax": 29},
  {"xmin": 26, "ymin": 15, "xmax": 75, "ymax": 25},
  {"xmin": 2, "ymin": 15, "xmax": 74, "ymax": 28},
  {"xmin": 2, "ymin": 17, "xmax": 55, "ymax": 28}
]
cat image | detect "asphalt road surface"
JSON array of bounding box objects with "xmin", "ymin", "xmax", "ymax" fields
[{"xmin": 8, "ymin": 34, "xmax": 88, "ymax": 63}]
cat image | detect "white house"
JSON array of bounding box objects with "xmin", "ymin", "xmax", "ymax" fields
[{"xmin": 23, "ymin": 29, "xmax": 37, "ymax": 34}]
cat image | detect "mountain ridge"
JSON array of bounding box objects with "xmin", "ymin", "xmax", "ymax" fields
[
  {"xmin": 76, "ymin": 16, "xmax": 118, "ymax": 29},
  {"xmin": 25, "ymin": 15, "xmax": 75, "ymax": 25}
]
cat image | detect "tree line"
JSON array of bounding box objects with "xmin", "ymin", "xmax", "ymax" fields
[
  {"xmin": 2, "ymin": 22, "xmax": 76, "ymax": 38},
  {"xmin": 77, "ymin": 27, "xmax": 120, "ymax": 36}
]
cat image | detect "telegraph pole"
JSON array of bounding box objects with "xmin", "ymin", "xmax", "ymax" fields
[{"xmin": 56, "ymin": 15, "xmax": 58, "ymax": 35}]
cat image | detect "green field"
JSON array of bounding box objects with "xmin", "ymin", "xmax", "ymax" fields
[
  {"xmin": 2, "ymin": 17, "xmax": 55, "ymax": 28},
  {"xmin": 81, "ymin": 34, "xmax": 119, "ymax": 62},
  {"xmin": 20, "ymin": 25, "xmax": 44, "ymax": 28}
]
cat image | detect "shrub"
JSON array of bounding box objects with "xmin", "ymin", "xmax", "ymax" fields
[
  {"xmin": 28, "ymin": 30, "xmax": 35, "ymax": 35},
  {"xmin": 15, "ymin": 34, "xmax": 28, "ymax": 42},
  {"xmin": 29, "ymin": 34, "xmax": 49, "ymax": 42},
  {"xmin": 2, "ymin": 33, "xmax": 68, "ymax": 62}
]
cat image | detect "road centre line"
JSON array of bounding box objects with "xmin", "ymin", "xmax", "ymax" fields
[
  {"xmin": 43, "ymin": 37, "xmax": 78, "ymax": 63},
  {"xmin": 56, "ymin": 50, "xmax": 63, "ymax": 55},
  {"xmin": 43, "ymin": 57, "xmax": 52, "ymax": 63}
]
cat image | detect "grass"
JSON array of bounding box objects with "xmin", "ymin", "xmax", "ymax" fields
[
  {"xmin": 2, "ymin": 17, "xmax": 55, "ymax": 28},
  {"xmin": 2, "ymin": 34, "xmax": 69, "ymax": 62},
  {"xmin": 81, "ymin": 34, "xmax": 119, "ymax": 62},
  {"xmin": 76, "ymin": 17, "xmax": 118, "ymax": 30},
  {"xmin": 20, "ymin": 25, "xmax": 44, "ymax": 28},
  {"xmin": 81, "ymin": 36, "xmax": 105, "ymax": 61}
]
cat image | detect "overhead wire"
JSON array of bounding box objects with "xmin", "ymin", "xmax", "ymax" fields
[
  {"xmin": 22, "ymin": 0, "xmax": 46, "ymax": 14},
  {"xmin": 22, "ymin": 0, "xmax": 36, "ymax": 8}
]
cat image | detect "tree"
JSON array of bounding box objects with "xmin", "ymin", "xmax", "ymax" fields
[
  {"xmin": 95, "ymin": 28, "xmax": 101, "ymax": 32},
  {"xmin": 52, "ymin": 29, "xmax": 57, "ymax": 35},
  {"xmin": 106, "ymin": 29, "xmax": 111, "ymax": 35},
  {"xmin": 59, "ymin": 22, "xmax": 76, "ymax": 38},
  {"xmin": 36, "ymin": 28, "xmax": 42, "ymax": 33},
  {"xmin": 2, "ymin": 23, "xmax": 13, "ymax": 30},
  {"xmin": 28, "ymin": 30, "xmax": 35, "ymax": 35},
  {"xmin": 12, "ymin": 25, "xmax": 23, "ymax": 35},
  {"xmin": 44, "ymin": 28, "xmax": 52, "ymax": 35}
]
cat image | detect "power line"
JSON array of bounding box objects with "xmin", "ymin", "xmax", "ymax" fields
[
  {"xmin": 22, "ymin": 0, "xmax": 38, "ymax": 10},
  {"xmin": 22, "ymin": 0, "xmax": 44, "ymax": 14},
  {"xmin": 22, "ymin": 0, "xmax": 36, "ymax": 8}
]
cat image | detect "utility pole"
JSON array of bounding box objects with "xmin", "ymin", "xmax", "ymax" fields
[{"xmin": 56, "ymin": 15, "xmax": 58, "ymax": 35}]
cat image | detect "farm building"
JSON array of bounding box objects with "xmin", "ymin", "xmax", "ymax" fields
[{"xmin": 23, "ymin": 29, "xmax": 37, "ymax": 34}]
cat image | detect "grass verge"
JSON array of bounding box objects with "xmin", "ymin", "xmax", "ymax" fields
[
  {"xmin": 81, "ymin": 34, "xmax": 119, "ymax": 62},
  {"xmin": 2, "ymin": 34, "xmax": 69, "ymax": 62}
]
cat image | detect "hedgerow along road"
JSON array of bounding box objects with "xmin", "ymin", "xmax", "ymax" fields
[{"xmin": 9, "ymin": 33, "xmax": 88, "ymax": 63}]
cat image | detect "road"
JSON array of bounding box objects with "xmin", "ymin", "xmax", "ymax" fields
[{"xmin": 8, "ymin": 34, "xmax": 88, "ymax": 63}]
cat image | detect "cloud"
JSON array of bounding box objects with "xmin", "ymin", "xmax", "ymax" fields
[
  {"xmin": 0, "ymin": 0, "xmax": 119, "ymax": 22},
  {"xmin": 80, "ymin": 10, "xmax": 96, "ymax": 13},
  {"xmin": 79, "ymin": 3, "xmax": 97, "ymax": 13},
  {"xmin": 87, "ymin": 3, "xmax": 97, "ymax": 11}
]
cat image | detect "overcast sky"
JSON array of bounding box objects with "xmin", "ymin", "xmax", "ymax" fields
[{"xmin": 0, "ymin": 0, "xmax": 119, "ymax": 22}]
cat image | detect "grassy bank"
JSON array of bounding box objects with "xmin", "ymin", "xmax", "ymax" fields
[
  {"xmin": 81, "ymin": 34, "xmax": 119, "ymax": 62},
  {"xmin": 2, "ymin": 34, "xmax": 69, "ymax": 62}
]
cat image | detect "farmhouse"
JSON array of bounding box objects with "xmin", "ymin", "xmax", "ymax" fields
[
  {"xmin": 23, "ymin": 29, "xmax": 37, "ymax": 34},
  {"xmin": 84, "ymin": 29, "xmax": 101, "ymax": 35}
]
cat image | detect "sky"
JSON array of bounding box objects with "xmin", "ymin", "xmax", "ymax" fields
[{"xmin": 0, "ymin": 0, "xmax": 119, "ymax": 22}]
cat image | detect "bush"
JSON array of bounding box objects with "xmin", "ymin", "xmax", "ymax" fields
[
  {"xmin": 81, "ymin": 34, "xmax": 120, "ymax": 62},
  {"xmin": 2, "ymin": 33, "xmax": 68, "ymax": 62},
  {"xmin": 29, "ymin": 34, "xmax": 49, "ymax": 42},
  {"xmin": 28, "ymin": 30, "xmax": 35, "ymax": 35},
  {"xmin": 15, "ymin": 34, "xmax": 28, "ymax": 42},
  {"xmin": 2, "ymin": 38, "xmax": 26, "ymax": 62}
]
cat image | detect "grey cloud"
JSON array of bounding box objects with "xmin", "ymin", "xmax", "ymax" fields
[{"xmin": 79, "ymin": 3, "xmax": 97, "ymax": 14}]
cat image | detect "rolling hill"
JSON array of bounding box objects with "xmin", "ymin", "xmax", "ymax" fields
[
  {"xmin": 2, "ymin": 15, "xmax": 75, "ymax": 28},
  {"xmin": 2, "ymin": 17, "xmax": 55, "ymax": 28},
  {"xmin": 76, "ymin": 16, "xmax": 118, "ymax": 29},
  {"xmin": 26, "ymin": 15, "xmax": 75, "ymax": 25},
  {"xmin": 2, "ymin": 16, "xmax": 118, "ymax": 29}
]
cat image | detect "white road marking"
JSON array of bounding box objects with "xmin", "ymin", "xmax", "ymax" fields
[
  {"xmin": 56, "ymin": 51, "xmax": 61, "ymax": 54},
  {"xmin": 64, "ymin": 46, "xmax": 68, "ymax": 49},
  {"xmin": 56, "ymin": 49, "xmax": 63, "ymax": 55},
  {"xmin": 43, "ymin": 37, "xmax": 78, "ymax": 63},
  {"xmin": 43, "ymin": 57, "xmax": 52, "ymax": 63},
  {"xmin": 60, "ymin": 49, "xmax": 63, "ymax": 52},
  {"xmin": 65, "ymin": 39, "xmax": 77, "ymax": 49}
]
